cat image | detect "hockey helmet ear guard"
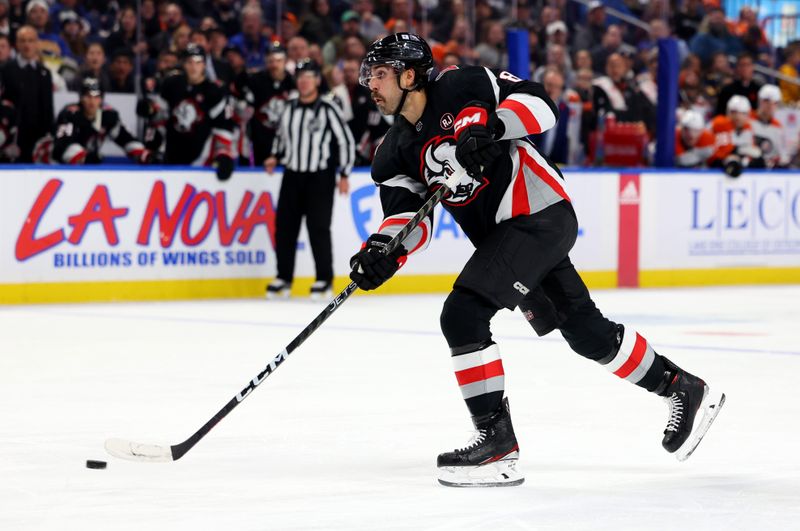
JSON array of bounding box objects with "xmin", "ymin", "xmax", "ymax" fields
[{"xmin": 359, "ymin": 32, "xmax": 434, "ymax": 89}]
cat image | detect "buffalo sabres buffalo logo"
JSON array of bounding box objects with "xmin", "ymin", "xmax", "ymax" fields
[
  {"xmin": 257, "ymin": 97, "xmax": 287, "ymax": 128},
  {"xmin": 173, "ymin": 99, "xmax": 204, "ymax": 132},
  {"xmin": 421, "ymin": 137, "xmax": 488, "ymax": 205}
]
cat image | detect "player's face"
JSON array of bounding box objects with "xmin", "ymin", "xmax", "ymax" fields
[
  {"xmin": 81, "ymin": 94, "xmax": 103, "ymax": 118},
  {"xmin": 681, "ymin": 127, "xmax": 701, "ymax": 146},
  {"xmin": 730, "ymin": 110, "xmax": 749, "ymax": 128},
  {"xmin": 364, "ymin": 65, "xmax": 400, "ymax": 115},
  {"xmin": 759, "ymin": 99, "xmax": 777, "ymax": 118},
  {"xmin": 267, "ymin": 53, "xmax": 286, "ymax": 77},
  {"xmin": 184, "ymin": 57, "xmax": 206, "ymax": 84}
]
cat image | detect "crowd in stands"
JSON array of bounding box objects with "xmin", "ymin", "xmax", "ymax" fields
[{"xmin": 1, "ymin": 0, "xmax": 800, "ymax": 172}]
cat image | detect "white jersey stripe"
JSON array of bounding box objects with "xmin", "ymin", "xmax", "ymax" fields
[{"xmin": 451, "ymin": 343, "xmax": 502, "ymax": 372}]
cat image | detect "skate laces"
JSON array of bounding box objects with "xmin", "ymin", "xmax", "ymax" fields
[
  {"xmin": 664, "ymin": 393, "xmax": 684, "ymax": 432},
  {"xmin": 456, "ymin": 429, "xmax": 487, "ymax": 452}
]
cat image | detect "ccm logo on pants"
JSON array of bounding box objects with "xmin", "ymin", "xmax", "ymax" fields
[{"xmin": 513, "ymin": 281, "xmax": 529, "ymax": 295}]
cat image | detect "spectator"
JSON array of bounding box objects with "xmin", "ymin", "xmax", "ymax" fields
[
  {"xmin": 0, "ymin": 33, "xmax": 12, "ymax": 65},
  {"xmin": 228, "ymin": 4, "xmax": 271, "ymax": 70},
  {"xmin": 59, "ymin": 10, "xmax": 87, "ymax": 62},
  {"xmin": 715, "ymin": 53, "xmax": 762, "ymax": 116},
  {"xmin": 52, "ymin": 78, "xmax": 150, "ymax": 164},
  {"xmin": 170, "ymin": 23, "xmax": 192, "ymax": 56},
  {"xmin": 48, "ymin": 0, "xmax": 87, "ymax": 34},
  {"xmin": 573, "ymin": 67, "xmax": 596, "ymax": 157},
  {"xmin": 208, "ymin": 27, "xmax": 228, "ymax": 59},
  {"xmin": 148, "ymin": 2, "xmax": 185, "ymax": 58},
  {"xmin": 573, "ymin": 0, "xmax": 606, "ymax": 52},
  {"xmin": 2, "ymin": 25, "xmax": 53, "ymax": 162},
  {"xmin": 679, "ymin": 67, "xmax": 713, "ymax": 119},
  {"xmin": 286, "ymin": 35, "xmax": 309, "ymax": 74},
  {"xmin": 751, "ymin": 84, "xmax": 789, "ymax": 168},
  {"xmin": 322, "ymin": 10, "xmax": 368, "ymax": 66},
  {"xmin": 384, "ymin": 0, "xmax": 416, "ymax": 35},
  {"xmin": 674, "ymin": 110, "xmax": 715, "ymax": 167},
  {"xmin": 573, "ymin": 49, "xmax": 592, "ymax": 77},
  {"xmin": 190, "ymin": 29, "xmax": 233, "ymax": 85},
  {"xmin": 445, "ymin": 16, "xmax": 478, "ymax": 64},
  {"xmin": 708, "ymin": 95, "xmax": 764, "ymax": 176},
  {"xmin": 0, "ymin": 0, "xmax": 10, "ymax": 37},
  {"xmin": 778, "ymin": 44, "xmax": 800, "ymax": 104},
  {"xmin": 104, "ymin": 7, "xmax": 142, "ymax": 59},
  {"xmin": 544, "ymin": 20, "xmax": 569, "ymax": 48},
  {"xmin": 299, "ymin": 0, "xmax": 335, "ymax": 46},
  {"xmin": 278, "ymin": 13, "xmax": 299, "ymax": 45},
  {"xmin": 107, "ymin": 48, "xmax": 135, "ymax": 93},
  {"xmin": 222, "ymin": 43, "xmax": 246, "ymax": 77},
  {"xmin": 354, "ymin": 0, "xmax": 385, "ymax": 41},
  {"xmin": 672, "ymin": 0, "xmax": 704, "ymax": 42},
  {"xmin": 342, "ymin": 34, "xmax": 367, "ymax": 61},
  {"xmin": 475, "ymin": 20, "xmax": 507, "ymax": 70},
  {"xmin": 140, "ymin": 0, "xmax": 161, "ymax": 40},
  {"xmin": 534, "ymin": 4, "xmax": 559, "ymax": 46},
  {"xmin": 27, "ymin": 0, "xmax": 70, "ymax": 59},
  {"xmin": 593, "ymin": 52, "xmax": 655, "ymax": 131},
  {"xmin": 69, "ymin": 41, "xmax": 110, "ymax": 91},
  {"xmin": 702, "ymin": 51, "xmax": 731, "ymax": 109},
  {"xmin": 590, "ymin": 25, "xmax": 636, "ymax": 76},
  {"xmin": 209, "ymin": 0, "xmax": 240, "ymax": 37},
  {"xmin": 689, "ymin": 8, "xmax": 742, "ymax": 65},
  {"xmin": 533, "ymin": 44, "xmax": 571, "ymax": 84},
  {"xmin": 530, "ymin": 68, "xmax": 572, "ymax": 164}
]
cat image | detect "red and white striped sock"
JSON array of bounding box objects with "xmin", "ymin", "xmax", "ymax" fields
[{"xmin": 451, "ymin": 342, "xmax": 505, "ymax": 418}]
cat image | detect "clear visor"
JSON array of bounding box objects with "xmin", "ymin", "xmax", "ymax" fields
[{"xmin": 358, "ymin": 61, "xmax": 403, "ymax": 88}]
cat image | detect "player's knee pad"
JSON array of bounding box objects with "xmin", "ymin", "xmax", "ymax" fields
[
  {"xmin": 440, "ymin": 288, "xmax": 498, "ymax": 349},
  {"xmin": 558, "ymin": 300, "xmax": 620, "ymax": 361},
  {"xmin": 518, "ymin": 286, "xmax": 564, "ymax": 337}
]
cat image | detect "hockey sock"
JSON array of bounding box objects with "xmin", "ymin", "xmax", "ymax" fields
[
  {"xmin": 596, "ymin": 325, "xmax": 669, "ymax": 393},
  {"xmin": 451, "ymin": 341, "xmax": 505, "ymax": 418}
]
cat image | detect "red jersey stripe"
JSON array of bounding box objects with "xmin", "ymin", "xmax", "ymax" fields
[
  {"xmin": 512, "ymin": 147, "xmax": 530, "ymax": 217},
  {"xmin": 498, "ymin": 99, "xmax": 542, "ymax": 134},
  {"xmin": 455, "ymin": 359, "xmax": 505, "ymax": 386},
  {"xmin": 613, "ymin": 333, "xmax": 647, "ymax": 379}
]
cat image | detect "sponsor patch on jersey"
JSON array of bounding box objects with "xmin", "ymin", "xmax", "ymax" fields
[{"xmin": 440, "ymin": 113, "xmax": 454, "ymax": 130}]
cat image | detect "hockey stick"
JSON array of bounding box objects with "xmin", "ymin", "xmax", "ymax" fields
[{"xmin": 105, "ymin": 165, "xmax": 467, "ymax": 462}]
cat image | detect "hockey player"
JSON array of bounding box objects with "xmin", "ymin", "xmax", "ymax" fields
[
  {"xmin": 675, "ymin": 110, "xmax": 715, "ymax": 168},
  {"xmin": 709, "ymin": 94, "xmax": 764, "ymax": 177},
  {"xmin": 160, "ymin": 43, "xmax": 235, "ymax": 180},
  {"xmin": 242, "ymin": 43, "xmax": 296, "ymax": 166},
  {"xmin": 750, "ymin": 84, "xmax": 789, "ymax": 169},
  {"xmin": 52, "ymin": 78, "xmax": 151, "ymax": 164},
  {"xmin": 350, "ymin": 33, "xmax": 725, "ymax": 487}
]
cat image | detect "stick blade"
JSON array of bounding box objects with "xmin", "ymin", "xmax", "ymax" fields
[{"xmin": 105, "ymin": 438, "xmax": 174, "ymax": 462}]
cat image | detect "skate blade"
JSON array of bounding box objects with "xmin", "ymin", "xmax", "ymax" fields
[
  {"xmin": 438, "ymin": 454, "xmax": 525, "ymax": 488},
  {"xmin": 675, "ymin": 391, "xmax": 726, "ymax": 462},
  {"xmin": 265, "ymin": 289, "xmax": 291, "ymax": 300}
]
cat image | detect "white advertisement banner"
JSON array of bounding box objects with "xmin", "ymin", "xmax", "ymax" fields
[
  {"xmin": 640, "ymin": 171, "xmax": 800, "ymax": 269},
  {"xmin": 562, "ymin": 172, "xmax": 619, "ymax": 273}
]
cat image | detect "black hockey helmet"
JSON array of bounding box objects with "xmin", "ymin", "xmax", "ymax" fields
[
  {"xmin": 80, "ymin": 77, "xmax": 103, "ymax": 97},
  {"xmin": 182, "ymin": 43, "xmax": 205, "ymax": 62},
  {"xmin": 295, "ymin": 58, "xmax": 321, "ymax": 77},
  {"xmin": 359, "ymin": 33, "xmax": 433, "ymax": 90}
]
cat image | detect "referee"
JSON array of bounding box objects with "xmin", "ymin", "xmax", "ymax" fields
[{"xmin": 265, "ymin": 59, "xmax": 355, "ymax": 300}]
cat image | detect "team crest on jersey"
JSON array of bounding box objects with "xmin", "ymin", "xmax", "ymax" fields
[
  {"xmin": 440, "ymin": 113, "xmax": 454, "ymax": 130},
  {"xmin": 173, "ymin": 99, "xmax": 205, "ymax": 132},
  {"xmin": 420, "ymin": 136, "xmax": 488, "ymax": 206},
  {"xmin": 257, "ymin": 96, "xmax": 287, "ymax": 128}
]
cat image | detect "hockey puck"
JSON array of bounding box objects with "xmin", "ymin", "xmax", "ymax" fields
[{"xmin": 86, "ymin": 460, "xmax": 107, "ymax": 469}]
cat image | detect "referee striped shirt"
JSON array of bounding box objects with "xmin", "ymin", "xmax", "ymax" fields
[{"xmin": 271, "ymin": 96, "xmax": 355, "ymax": 175}]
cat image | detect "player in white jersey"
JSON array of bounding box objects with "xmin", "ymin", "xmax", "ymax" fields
[{"xmin": 750, "ymin": 84, "xmax": 789, "ymax": 168}]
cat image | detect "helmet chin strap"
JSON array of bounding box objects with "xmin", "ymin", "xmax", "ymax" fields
[{"xmin": 391, "ymin": 72, "xmax": 418, "ymax": 117}]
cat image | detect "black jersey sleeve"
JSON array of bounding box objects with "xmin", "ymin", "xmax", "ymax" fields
[
  {"xmin": 369, "ymin": 127, "xmax": 433, "ymax": 254},
  {"xmin": 52, "ymin": 105, "xmax": 87, "ymax": 164},
  {"xmin": 439, "ymin": 66, "xmax": 559, "ymax": 139},
  {"xmin": 207, "ymin": 84, "xmax": 234, "ymax": 159}
]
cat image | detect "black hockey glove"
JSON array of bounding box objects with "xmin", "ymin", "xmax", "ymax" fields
[
  {"xmin": 214, "ymin": 154, "xmax": 234, "ymax": 181},
  {"xmin": 454, "ymin": 100, "xmax": 504, "ymax": 178},
  {"xmin": 349, "ymin": 233, "xmax": 408, "ymax": 291}
]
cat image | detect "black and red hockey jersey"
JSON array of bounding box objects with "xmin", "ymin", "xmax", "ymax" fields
[
  {"xmin": 242, "ymin": 70, "xmax": 295, "ymax": 163},
  {"xmin": 371, "ymin": 66, "xmax": 567, "ymax": 253},
  {"xmin": 160, "ymin": 73, "xmax": 233, "ymax": 166},
  {"xmin": 52, "ymin": 103, "xmax": 145, "ymax": 164}
]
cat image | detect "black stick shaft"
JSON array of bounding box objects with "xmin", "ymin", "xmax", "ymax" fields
[{"xmin": 170, "ymin": 184, "xmax": 451, "ymax": 460}]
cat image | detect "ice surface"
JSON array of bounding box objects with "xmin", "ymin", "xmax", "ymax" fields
[{"xmin": 1, "ymin": 286, "xmax": 799, "ymax": 530}]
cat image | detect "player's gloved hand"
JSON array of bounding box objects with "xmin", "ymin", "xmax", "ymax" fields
[
  {"xmin": 138, "ymin": 149, "xmax": 153, "ymax": 165},
  {"xmin": 214, "ymin": 154, "xmax": 234, "ymax": 181},
  {"xmin": 349, "ymin": 233, "xmax": 408, "ymax": 291},
  {"xmin": 723, "ymin": 155, "xmax": 743, "ymax": 178},
  {"xmin": 454, "ymin": 100, "xmax": 504, "ymax": 178}
]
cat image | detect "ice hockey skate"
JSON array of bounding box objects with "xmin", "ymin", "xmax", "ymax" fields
[
  {"xmin": 266, "ymin": 279, "xmax": 291, "ymax": 299},
  {"xmin": 659, "ymin": 362, "xmax": 725, "ymax": 462},
  {"xmin": 437, "ymin": 398, "xmax": 524, "ymax": 487},
  {"xmin": 309, "ymin": 280, "xmax": 333, "ymax": 301}
]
